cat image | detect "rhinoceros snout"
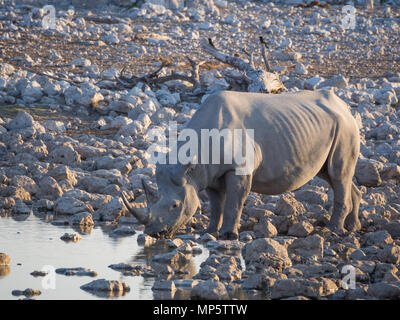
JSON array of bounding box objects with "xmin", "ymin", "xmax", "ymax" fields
[
  {"xmin": 151, "ymin": 231, "xmax": 172, "ymax": 239},
  {"xmin": 145, "ymin": 225, "xmax": 171, "ymax": 239},
  {"xmin": 156, "ymin": 231, "xmax": 171, "ymax": 239}
]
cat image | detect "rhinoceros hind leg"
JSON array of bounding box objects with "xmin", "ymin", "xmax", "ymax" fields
[
  {"xmin": 317, "ymin": 170, "xmax": 352, "ymax": 235},
  {"xmin": 325, "ymin": 177, "xmax": 354, "ymax": 235},
  {"xmin": 344, "ymin": 182, "xmax": 362, "ymax": 232},
  {"xmin": 218, "ymin": 171, "xmax": 252, "ymax": 240}
]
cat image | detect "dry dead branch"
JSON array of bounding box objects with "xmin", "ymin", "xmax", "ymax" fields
[
  {"xmin": 297, "ymin": 1, "xmax": 330, "ymax": 8},
  {"xmin": 106, "ymin": 37, "xmax": 285, "ymax": 95},
  {"xmin": 84, "ymin": 16, "xmax": 121, "ymax": 24},
  {"xmin": 114, "ymin": 57, "xmax": 205, "ymax": 90},
  {"xmin": 259, "ymin": 36, "xmax": 272, "ymax": 72},
  {"xmin": 200, "ymin": 38, "xmax": 285, "ymax": 94}
]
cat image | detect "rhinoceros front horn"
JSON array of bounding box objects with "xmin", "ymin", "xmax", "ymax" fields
[{"xmin": 120, "ymin": 191, "xmax": 150, "ymax": 225}]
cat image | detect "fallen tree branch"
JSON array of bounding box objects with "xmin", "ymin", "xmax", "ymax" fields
[
  {"xmin": 155, "ymin": 72, "xmax": 197, "ymax": 85},
  {"xmin": 259, "ymin": 36, "xmax": 272, "ymax": 72},
  {"xmin": 114, "ymin": 60, "xmax": 170, "ymax": 88},
  {"xmin": 84, "ymin": 15, "xmax": 121, "ymax": 24},
  {"xmin": 113, "ymin": 57, "xmax": 205, "ymax": 90},
  {"xmin": 242, "ymin": 48, "xmax": 255, "ymax": 70},
  {"xmin": 200, "ymin": 38, "xmax": 285, "ymax": 94},
  {"xmin": 297, "ymin": 0, "xmax": 330, "ymax": 8},
  {"xmin": 188, "ymin": 57, "xmax": 206, "ymax": 85},
  {"xmin": 200, "ymin": 38, "xmax": 254, "ymax": 74}
]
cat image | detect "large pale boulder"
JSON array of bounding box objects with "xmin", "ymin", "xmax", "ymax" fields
[
  {"xmin": 94, "ymin": 197, "xmax": 128, "ymax": 221},
  {"xmin": 288, "ymin": 234, "xmax": 324, "ymax": 260},
  {"xmin": 54, "ymin": 197, "xmax": 93, "ymax": 215},
  {"xmin": 355, "ymin": 158, "xmax": 383, "ymax": 187},
  {"xmin": 275, "ymin": 194, "xmax": 306, "ymax": 216},
  {"xmin": 271, "ymin": 279, "xmax": 324, "ymax": 299},
  {"xmin": 49, "ymin": 143, "xmax": 81, "ymax": 165},
  {"xmin": 37, "ymin": 176, "xmax": 63, "ymax": 200},
  {"xmin": 191, "ymin": 280, "xmax": 229, "ymax": 300},
  {"xmin": 7, "ymin": 111, "xmax": 34, "ymax": 130},
  {"xmin": 243, "ymin": 238, "xmax": 292, "ymax": 271},
  {"xmin": 70, "ymin": 212, "xmax": 94, "ymax": 226}
]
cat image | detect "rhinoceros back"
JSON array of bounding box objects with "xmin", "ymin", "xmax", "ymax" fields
[{"xmin": 186, "ymin": 89, "xmax": 358, "ymax": 194}]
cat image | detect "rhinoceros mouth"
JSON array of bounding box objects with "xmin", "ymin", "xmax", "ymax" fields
[
  {"xmin": 151, "ymin": 225, "xmax": 176, "ymax": 239},
  {"xmin": 152, "ymin": 230, "xmax": 171, "ymax": 239},
  {"xmin": 147, "ymin": 221, "xmax": 183, "ymax": 239}
]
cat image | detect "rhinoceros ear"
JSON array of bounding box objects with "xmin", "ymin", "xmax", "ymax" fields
[{"xmin": 170, "ymin": 162, "xmax": 195, "ymax": 186}]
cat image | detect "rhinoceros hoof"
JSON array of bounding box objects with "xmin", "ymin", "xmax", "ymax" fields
[
  {"xmin": 326, "ymin": 223, "xmax": 346, "ymax": 236},
  {"xmin": 219, "ymin": 231, "xmax": 239, "ymax": 240},
  {"xmin": 344, "ymin": 218, "xmax": 362, "ymax": 233},
  {"xmin": 202, "ymin": 229, "xmax": 219, "ymax": 238},
  {"xmin": 345, "ymin": 222, "xmax": 361, "ymax": 233}
]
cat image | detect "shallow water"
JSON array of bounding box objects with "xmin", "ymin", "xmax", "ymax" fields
[{"xmin": 0, "ymin": 214, "xmax": 209, "ymax": 300}]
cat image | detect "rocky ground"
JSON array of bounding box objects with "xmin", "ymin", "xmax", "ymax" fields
[{"xmin": 1, "ymin": 0, "xmax": 400, "ymax": 300}]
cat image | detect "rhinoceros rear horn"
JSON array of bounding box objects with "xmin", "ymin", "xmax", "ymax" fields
[
  {"xmin": 120, "ymin": 191, "xmax": 150, "ymax": 225},
  {"xmin": 142, "ymin": 179, "xmax": 158, "ymax": 205}
]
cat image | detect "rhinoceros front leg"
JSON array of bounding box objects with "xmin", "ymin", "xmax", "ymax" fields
[
  {"xmin": 218, "ymin": 171, "xmax": 252, "ymax": 240},
  {"xmin": 204, "ymin": 188, "xmax": 226, "ymax": 237}
]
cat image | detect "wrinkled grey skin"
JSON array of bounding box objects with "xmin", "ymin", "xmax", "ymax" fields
[{"xmin": 122, "ymin": 89, "xmax": 361, "ymax": 239}]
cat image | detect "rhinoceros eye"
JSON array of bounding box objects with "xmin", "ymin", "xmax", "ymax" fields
[{"xmin": 171, "ymin": 201, "xmax": 180, "ymax": 209}]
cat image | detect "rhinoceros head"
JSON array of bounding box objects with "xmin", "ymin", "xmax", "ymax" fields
[{"xmin": 121, "ymin": 164, "xmax": 200, "ymax": 238}]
